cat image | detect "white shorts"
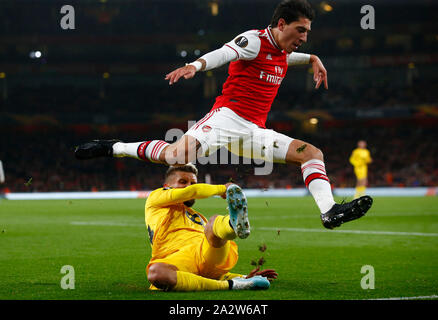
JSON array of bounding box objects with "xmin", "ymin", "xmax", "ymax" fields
[{"xmin": 184, "ymin": 107, "xmax": 293, "ymax": 163}]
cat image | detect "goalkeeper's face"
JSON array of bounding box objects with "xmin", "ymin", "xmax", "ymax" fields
[{"xmin": 164, "ymin": 171, "xmax": 198, "ymax": 207}]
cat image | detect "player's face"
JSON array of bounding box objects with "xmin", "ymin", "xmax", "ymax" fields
[
  {"xmin": 358, "ymin": 141, "xmax": 367, "ymax": 148},
  {"xmin": 165, "ymin": 171, "xmax": 198, "ymax": 189},
  {"xmin": 165, "ymin": 171, "xmax": 198, "ymax": 207},
  {"xmin": 277, "ymin": 17, "xmax": 311, "ymax": 53}
]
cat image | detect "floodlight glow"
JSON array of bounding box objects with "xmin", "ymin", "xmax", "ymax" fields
[{"xmin": 309, "ymin": 117, "xmax": 319, "ymax": 125}]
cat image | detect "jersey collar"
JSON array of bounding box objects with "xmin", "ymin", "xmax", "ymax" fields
[{"xmin": 266, "ymin": 26, "xmax": 282, "ymax": 51}]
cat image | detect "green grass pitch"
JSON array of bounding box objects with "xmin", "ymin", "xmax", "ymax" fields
[{"xmin": 1, "ymin": 196, "xmax": 437, "ymax": 300}]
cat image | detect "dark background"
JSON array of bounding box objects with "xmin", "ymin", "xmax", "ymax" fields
[{"xmin": 0, "ymin": 0, "xmax": 437, "ymax": 192}]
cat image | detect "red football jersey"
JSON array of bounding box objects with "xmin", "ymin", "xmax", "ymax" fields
[{"xmin": 211, "ymin": 27, "xmax": 289, "ymax": 128}]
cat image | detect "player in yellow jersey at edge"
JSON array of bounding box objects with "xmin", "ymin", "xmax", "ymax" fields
[
  {"xmin": 349, "ymin": 140, "xmax": 372, "ymax": 199},
  {"xmin": 145, "ymin": 163, "xmax": 278, "ymax": 291}
]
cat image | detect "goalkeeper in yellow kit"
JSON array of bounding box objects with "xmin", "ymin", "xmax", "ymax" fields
[
  {"xmin": 349, "ymin": 140, "xmax": 372, "ymax": 199},
  {"xmin": 145, "ymin": 163, "xmax": 277, "ymax": 291}
]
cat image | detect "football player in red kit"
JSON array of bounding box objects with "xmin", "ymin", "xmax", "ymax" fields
[{"xmin": 75, "ymin": 0, "xmax": 373, "ymax": 229}]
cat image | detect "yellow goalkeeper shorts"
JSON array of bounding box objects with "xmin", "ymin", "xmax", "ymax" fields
[
  {"xmin": 147, "ymin": 235, "xmax": 238, "ymax": 283},
  {"xmin": 354, "ymin": 166, "xmax": 368, "ymax": 180}
]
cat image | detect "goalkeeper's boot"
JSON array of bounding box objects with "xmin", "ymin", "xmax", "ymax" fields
[
  {"xmin": 230, "ymin": 276, "xmax": 270, "ymax": 290},
  {"xmin": 226, "ymin": 184, "xmax": 250, "ymax": 239},
  {"xmin": 321, "ymin": 195, "xmax": 373, "ymax": 229},
  {"xmin": 74, "ymin": 139, "xmax": 120, "ymax": 160}
]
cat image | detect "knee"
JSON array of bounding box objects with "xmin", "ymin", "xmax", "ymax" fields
[
  {"xmin": 164, "ymin": 142, "xmax": 196, "ymax": 165},
  {"xmin": 207, "ymin": 215, "xmax": 218, "ymax": 229},
  {"xmin": 313, "ymin": 147, "xmax": 324, "ymax": 161},
  {"xmin": 162, "ymin": 146, "xmax": 185, "ymax": 165},
  {"xmin": 287, "ymin": 140, "xmax": 325, "ymax": 165},
  {"xmin": 147, "ymin": 263, "xmax": 177, "ymax": 289},
  {"xmin": 205, "ymin": 215, "xmax": 227, "ymax": 248},
  {"xmin": 302, "ymin": 144, "xmax": 324, "ymax": 162}
]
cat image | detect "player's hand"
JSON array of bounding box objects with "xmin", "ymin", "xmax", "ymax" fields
[
  {"xmin": 221, "ymin": 182, "xmax": 235, "ymax": 199},
  {"xmin": 246, "ymin": 266, "xmax": 278, "ymax": 281},
  {"xmin": 310, "ymin": 54, "xmax": 328, "ymax": 90},
  {"xmin": 165, "ymin": 65, "xmax": 197, "ymax": 85}
]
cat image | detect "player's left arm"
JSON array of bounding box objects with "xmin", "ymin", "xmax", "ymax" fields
[
  {"xmin": 288, "ymin": 53, "xmax": 328, "ymax": 89},
  {"xmin": 366, "ymin": 150, "xmax": 373, "ymax": 164},
  {"xmin": 165, "ymin": 30, "xmax": 260, "ymax": 85},
  {"xmin": 148, "ymin": 184, "xmax": 227, "ymax": 207},
  {"xmin": 164, "ymin": 47, "xmax": 237, "ymax": 85}
]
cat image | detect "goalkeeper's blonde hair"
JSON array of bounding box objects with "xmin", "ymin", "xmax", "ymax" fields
[{"xmin": 164, "ymin": 163, "xmax": 198, "ymax": 182}]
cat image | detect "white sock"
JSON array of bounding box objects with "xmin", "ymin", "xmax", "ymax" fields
[
  {"xmin": 301, "ymin": 159, "xmax": 336, "ymax": 214},
  {"xmin": 112, "ymin": 141, "xmax": 169, "ymax": 163},
  {"xmin": 113, "ymin": 142, "xmax": 142, "ymax": 159}
]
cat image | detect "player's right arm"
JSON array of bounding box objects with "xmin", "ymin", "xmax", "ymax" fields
[
  {"xmin": 165, "ymin": 30, "xmax": 260, "ymax": 85},
  {"xmin": 147, "ymin": 183, "xmax": 227, "ymax": 207},
  {"xmin": 365, "ymin": 149, "xmax": 373, "ymax": 164}
]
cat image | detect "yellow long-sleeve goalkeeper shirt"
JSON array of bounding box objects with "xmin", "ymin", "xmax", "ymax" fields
[
  {"xmin": 145, "ymin": 184, "xmax": 226, "ymax": 260},
  {"xmin": 349, "ymin": 148, "xmax": 372, "ymax": 169}
]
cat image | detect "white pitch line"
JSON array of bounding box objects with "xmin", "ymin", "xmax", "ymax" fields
[
  {"xmin": 251, "ymin": 215, "xmax": 304, "ymax": 220},
  {"xmin": 70, "ymin": 221, "xmax": 143, "ymax": 227},
  {"xmin": 70, "ymin": 221, "xmax": 438, "ymax": 237},
  {"xmin": 250, "ymin": 213, "xmax": 438, "ymax": 219},
  {"xmin": 367, "ymin": 295, "xmax": 438, "ymax": 300},
  {"xmin": 258, "ymin": 227, "xmax": 438, "ymax": 237}
]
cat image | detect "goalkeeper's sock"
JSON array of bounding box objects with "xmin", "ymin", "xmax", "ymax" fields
[
  {"xmin": 213, "ymin": 215, "xmax": 236, "ymax": 240},
  {"xmin": 172, "ymin": 271, "xmax": 230, "ymax": 291},
  {"xmin": 112, "ymin": 140, "xmax": 169, "ymax": 163},
  {"xmin": 220, "ymin": 272, "xmax": 245, "ymax": 281},
  {"xmin": 354, "ymin": 186, "xmax": 366, "ymax": 199},
  {"xmin": 301, "ymin": 159, "xmax": 336, "ymax": 214}
]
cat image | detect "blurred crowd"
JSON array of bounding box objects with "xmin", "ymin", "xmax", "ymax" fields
[
  {"xmin": 1, "ymin": 123, "xmax": 436, "ymax": 193},
  {"xmin": 1, "ymin": 0, "xmax": 437, "ymax": 194},
  {"xmin": 2, "ymin": 80, "xmax": 436, "ymax": 122}
]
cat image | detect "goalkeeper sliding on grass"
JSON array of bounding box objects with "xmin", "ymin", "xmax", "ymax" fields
[{"xmin": 145, "ymin": 163, "xmax": 277, "ymax": 291}]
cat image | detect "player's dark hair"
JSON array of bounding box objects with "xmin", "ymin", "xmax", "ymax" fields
[
  {"xmin": 270, "ymin": 0, "xmax": 315, "ymax": 28},
  {"xmin": 164, "ymin": 163, "xmax": 198, "ymax": 182}
]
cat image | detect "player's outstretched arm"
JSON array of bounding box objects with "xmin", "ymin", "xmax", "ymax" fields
[
  {"xmin": 165, "ymin": 31, "xmax": 259, "ymax": 85},
  {"xmin": 148, "ymin": 183, "xmax": 227, "ymax": 207},
  {"xmin": 165, "ymin": 63, "xmax": 199, "ymax": 85},
  {"xmin": 220, "ymin": 182, "xmax": 237, "ymax": 199},
  {"xmin": 165, "ymin": 46, "xmax": 237, "ymax": 85},
  {"xmin": 310, "ymin": 54, "xmax": 328, "ymax": 89},
  {"xmin": 164, "ymin": 62, "xmax": 205, "ymax": 85},
  {"xmin": 288, "ymin": 52, "xmax": 328, "ymax": 89}
]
